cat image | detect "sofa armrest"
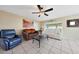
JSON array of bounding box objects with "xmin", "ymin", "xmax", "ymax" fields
[
  {"xmin": 15, "ymin": 35, "xmax": 21, "ymax": 38},
  {"xmin": 14, "ymin": 35, "xmax": 22, "ymax": 42},
  {"xmin": 0, "ymin": 38, "xmax": 9, "ymax": 50}
]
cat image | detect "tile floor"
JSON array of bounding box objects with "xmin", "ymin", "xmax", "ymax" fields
[{"xmin": 0, "ymin": 37, "xmax": 79, "ymax": 54}]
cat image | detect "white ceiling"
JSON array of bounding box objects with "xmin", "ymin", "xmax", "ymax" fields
[{"xmin": 0, "ymin": 5, "xmax": 79, "ymax": 21}]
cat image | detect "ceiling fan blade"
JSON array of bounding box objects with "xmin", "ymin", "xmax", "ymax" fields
[
  {"xmin": 38, "ymin": 15, "xmax": 41, "ymax": 17},
  {"xmin": 44, "ymin": 13, "xmax": 48, "ymax": 16},
  {"xmin": 32, "ymin": 12, "xmax": 40, "ymax": 14},
  {"xmin": 37, "ymin": 5, "xmax": 43, "ymax": 10},
  {"xmin": 44, "ymin": 8, "xmax": 53, "ymax": 12}
]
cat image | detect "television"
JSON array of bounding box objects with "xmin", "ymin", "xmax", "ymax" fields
[{"xmin": 67, "ymin": 19, "xmax": 79, "ymax": 27}]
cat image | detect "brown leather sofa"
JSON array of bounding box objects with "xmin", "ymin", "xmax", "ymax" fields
[{"xmin": 22, "ymin": 29, "xmax": 39, "ymax": 41}]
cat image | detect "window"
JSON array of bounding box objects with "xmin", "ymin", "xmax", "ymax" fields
[{"xmin": 45, "ymin": 23, "xmax": 62, "ymax": 29}]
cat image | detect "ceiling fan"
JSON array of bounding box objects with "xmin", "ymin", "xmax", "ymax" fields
[{"xmin": 32, "ymin": 5, "xmax": 53, "ymax": 17}]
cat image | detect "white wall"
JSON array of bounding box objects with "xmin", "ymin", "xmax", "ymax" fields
[
  {"xmin": 62, "ymin": 16, "xmax": 79, "ymax": 40},
  {"xmin": 44, "ymin": 15, "xmax": 79, "ymax": 40}
]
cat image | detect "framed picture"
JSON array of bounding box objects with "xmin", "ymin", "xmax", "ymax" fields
[{"xmin": 67, "ymin": 19, "xmax": 79, "ymax": 27}]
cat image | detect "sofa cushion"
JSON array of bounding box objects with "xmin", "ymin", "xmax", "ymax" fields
[
  {"xmin": 23, "ymin": 29, "xmax": 35, "ymax": 33},
  {"xmin": 5, "ymin": 35, "xmax": 15, "ymax": 39},
  {"xmin": 8, "ymin": 38, "xmax": 21, "ymax": 46},
  {"xmin": 1, "ymin": 29, "xmax": 16, "ymax": 38}
]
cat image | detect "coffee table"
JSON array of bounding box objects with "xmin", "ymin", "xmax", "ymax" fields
[
  {"xmin": 32, "ymin": 34, "xmax": 61, "ymax": 48},
  {"xmin": 32, "ymin": 34, "xmax": 49, "ymax": 48}
]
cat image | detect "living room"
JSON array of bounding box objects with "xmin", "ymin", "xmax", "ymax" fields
[{"xmin": 0, "ymin": 5, "xmax": 79, "ymax": 54}]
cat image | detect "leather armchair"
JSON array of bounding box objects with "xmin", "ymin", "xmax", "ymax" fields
[
  {"xmin": 22, "ymin": 29, "xmax": 39, "ymax": 41},
  {"xmin": 0, "ymin": 29, "xmax": 22, "ymax": 50}
]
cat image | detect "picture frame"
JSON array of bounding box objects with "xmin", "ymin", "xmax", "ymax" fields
[{"xmin": 67, "ymin": 19, "xmax": 79, "ymax": 27}]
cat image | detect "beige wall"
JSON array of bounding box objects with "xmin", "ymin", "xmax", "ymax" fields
[
  {"xmin": 0, "ymin": 10, "xmax": 23, "ymax": 34},
  {"xmin": 44, "ymin": 15, "xmax": 79, "ymax": 40},
  {"xmin": 38, "ymin": 21, "xmax": 44, "ymax": 30}
]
